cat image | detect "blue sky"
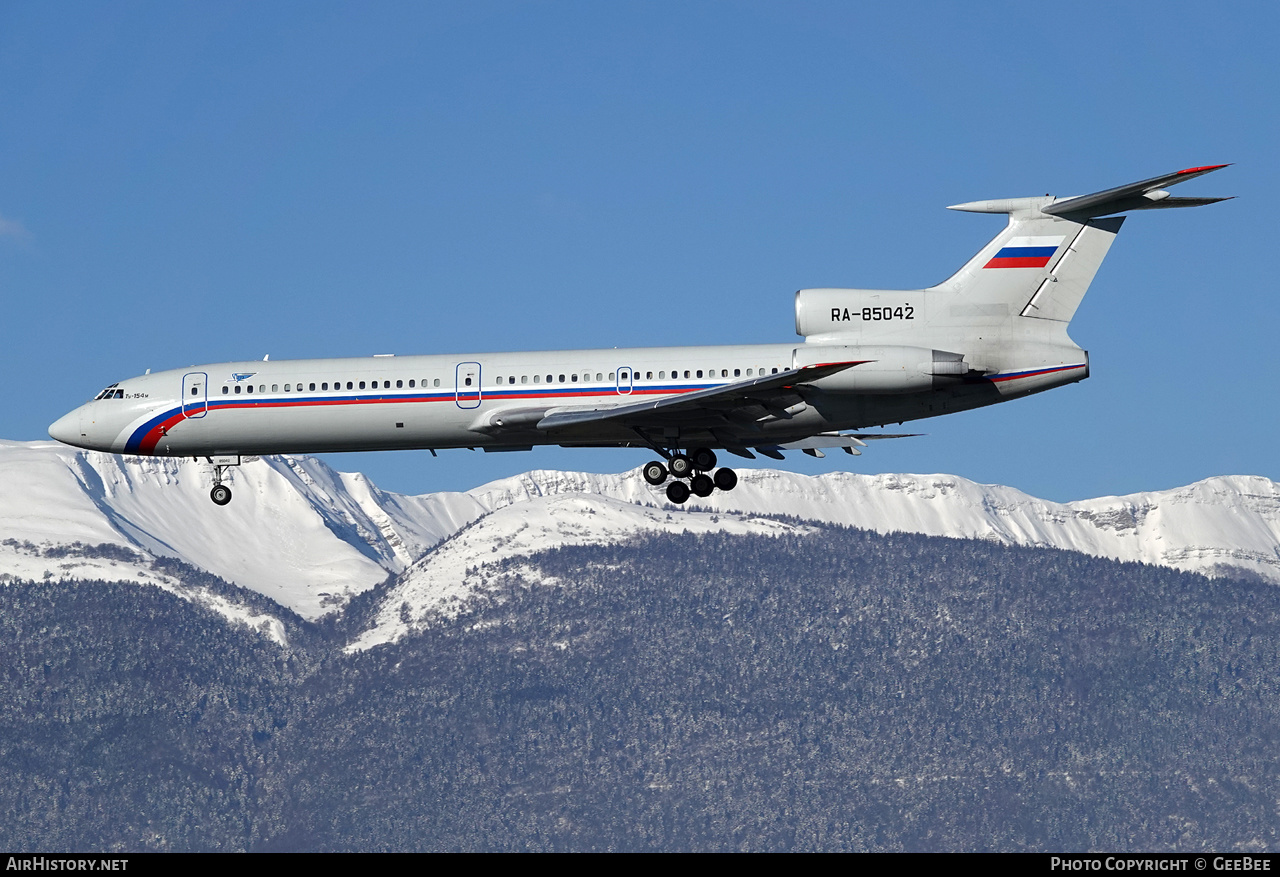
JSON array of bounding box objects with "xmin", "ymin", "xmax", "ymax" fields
[{"xmin": 2, "ymin": 2, "xmax": 1275, "ymax": 501}]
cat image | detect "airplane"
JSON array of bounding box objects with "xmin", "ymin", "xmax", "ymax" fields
[{"xmin": 49, "ymin": 165, "xmax": 1230, "ymax": 506}]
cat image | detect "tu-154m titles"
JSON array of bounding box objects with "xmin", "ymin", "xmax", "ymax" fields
[{"xmin": 50, "ymin": 166, "xmax": 1230, "ymax": 505}]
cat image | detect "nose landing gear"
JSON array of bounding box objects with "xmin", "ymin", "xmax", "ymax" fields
[
  {"xmin": 205, "ymin": 455, "xmax": 241, "ymax": 506},
  {"xmin": 644, "ymin": 446, "xmax": 737, "ymax": 505}
]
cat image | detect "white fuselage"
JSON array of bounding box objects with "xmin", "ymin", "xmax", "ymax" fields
[{"xmin": 48, "ymin": 340, "xmax": 1086, "ymax": 459}]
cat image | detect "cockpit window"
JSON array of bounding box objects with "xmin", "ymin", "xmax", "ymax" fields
[{"xmin": 93, "ymin": 384, "xmax": 124, "ymax": 401}]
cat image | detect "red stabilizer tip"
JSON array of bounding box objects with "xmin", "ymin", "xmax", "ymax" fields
[{"xmin": 1178, "ymin": 164, "xmax": 1229, "ymax": 174}]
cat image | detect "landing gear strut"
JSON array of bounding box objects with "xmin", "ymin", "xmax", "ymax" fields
[{"xmin": 644, "ymin": 445, "xmax": 738, "ymax": 505}]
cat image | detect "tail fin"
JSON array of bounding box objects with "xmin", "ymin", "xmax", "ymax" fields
[
  {"xmin": 931, "ymin": 207, "xmax": 1124, "ymax": 325},
  {"xmin": 793, "ymin": 166, "xmax": 1229, "ymax": 341},
  {"xmin": 937, "ymin": 164, "xmax": 1230, "ymax": 325}
]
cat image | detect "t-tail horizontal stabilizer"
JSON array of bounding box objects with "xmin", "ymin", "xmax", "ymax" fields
[{"xmin": 948, "ymin": 164, "xmax": 1233, "ymax": 219}]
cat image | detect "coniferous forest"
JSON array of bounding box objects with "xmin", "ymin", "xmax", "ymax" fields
[{"xmin": 2, "ymin": 526, "xmax": 1277, "ymax": 851}]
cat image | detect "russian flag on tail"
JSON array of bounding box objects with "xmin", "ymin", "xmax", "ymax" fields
[{"xmin": 984, "ymin": 235, "xmax": 1064, "ymax": 269}]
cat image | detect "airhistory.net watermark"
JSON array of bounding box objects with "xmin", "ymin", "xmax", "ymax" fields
[{"xmin": 5, "ymin": 859, "xmax": 128, "ymax": 871}]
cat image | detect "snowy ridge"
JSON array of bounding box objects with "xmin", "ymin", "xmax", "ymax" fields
[
  {"xmin": 2, "ymin": 441, "xmax": 1277, "ymax": 648},
  {"xmin": 464, "ymin": 467, "xmax": 1280, "ymax": 585},
  {"xmin": 349, "ymin": 468, "xmax": 1280, "ymax": 650},
  {"xmin": 347, "ymin": 494, "xmax": 813, "ymax": 651}
]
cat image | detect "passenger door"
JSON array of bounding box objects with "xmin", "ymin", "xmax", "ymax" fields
[
  {"xmin": 181, "ymin": 372, "xmax": 208, "ymax": 419},
  {"xmin": 455, "ymin": 362, "xmax": 482, "ymax": 409}
]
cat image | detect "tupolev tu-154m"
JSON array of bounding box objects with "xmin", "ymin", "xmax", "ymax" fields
[{"xmin": 50, "ymin": 165, "xmax": 1230, "ymax": 506}]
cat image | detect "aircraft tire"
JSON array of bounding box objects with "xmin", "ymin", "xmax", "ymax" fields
[
  {"xmin": 691, "ymin": 473, "xmax": 714, "ymax": 498},
  {"xmin": 691, "ymin": 447, "xmax": 718, "ymax": 471},
  {"xmin": 642, "ymin": 460, "xmax": 668, "ymax": 485},
  {"xmin": 713, "ymin": 467, "xmax": 738, "ymax": 491},
  {"xmin": 668, "ymin": 454, "xmax": 693, "ymax": 479},
  {"xmin": 210, "ymin": 485, "xmax": 232, "ymax": 506},
  {"xmin": 666, "ymin": 480, "xmax": 691, "ymax": 504}
]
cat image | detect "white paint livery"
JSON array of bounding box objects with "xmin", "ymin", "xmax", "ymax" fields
[{"xmin": 50, "ymin": 166, "xmax": 1230, "ymax": 504}]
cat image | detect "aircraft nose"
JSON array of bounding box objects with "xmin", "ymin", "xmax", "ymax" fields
[{"xmin": 48, "ymin": 410, "xmax": 83, "ymax": 446}]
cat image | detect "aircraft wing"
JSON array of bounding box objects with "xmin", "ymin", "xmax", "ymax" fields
[{"xmin": 533, "ymin": 360, "xmax": 867, "ymax": 433}]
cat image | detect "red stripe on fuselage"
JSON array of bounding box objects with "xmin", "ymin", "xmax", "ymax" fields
[
  {"xmin": 137, "ymin": 410, "xmax": 191, "ymax": 453},
  {"xmin": 988, "ymin": 364, "xmax": 1084, "ymax": 383},
  {"xmin": 133, "ymin": 386, "xmax": 700, "ymax": 453}
]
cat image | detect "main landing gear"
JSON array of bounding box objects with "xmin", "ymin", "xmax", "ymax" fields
[{"xmin": 642, "ymin": 447, "xmax": 738, "ymax": 505}]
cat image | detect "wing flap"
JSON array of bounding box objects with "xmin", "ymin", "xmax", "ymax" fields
[{"xmin": 756, "ymin": 431, "xmax": 920, "ymax": 457}]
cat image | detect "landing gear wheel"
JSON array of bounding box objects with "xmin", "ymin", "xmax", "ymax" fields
[
  {"xmin": 691, "ymin": 447, "xmax": 718, "ymax": 471},
  {"xmin": 210, "ymin": 484, "xmax": 232, "ymax": 506},
  {"xmin": 713, "ymin": 467, "xmax": 738, "ymax": 491},
  {"xmin": 666, "ymin": 480, "xmax": 691, "ymax": 504},
  {"xmin": 668, "ymin": 454, "xmax": 693, "ymax": 479},
  {"xmin": 691, "ymin": 473, "xmax": 714, "ymax": 498},
  {"xmin": 643, "ymin": 460, "xmax": 668, "ymax": 486}
]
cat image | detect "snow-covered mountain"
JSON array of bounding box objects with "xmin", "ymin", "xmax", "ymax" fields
[{"xmin": 2, "ymin": 440, "xmax": 1278, "ymax": 649}]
